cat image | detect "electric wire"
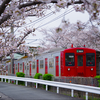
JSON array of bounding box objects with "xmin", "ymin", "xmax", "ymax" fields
[
  {"xmin": 25, "ymin": 12, "xmax": 55, "ymax": 27},
  {"xmin": 28, "ymin": 7, "xmax": 74, "ymax": 29},
  {"xmin": 26, "ymin": 39, "xmax": 38, "ymax": 44},
  {"xmin": 14, "ymin": 11, "xmax": 55, "ymax": 34},
  {"xmin": 36, "ymin": 8, "xmax": 74, "ymax": 29},
  {"xmin": 15, "ymin": 7, "xmax": 74, "ymax": 35},
  {"xmin": 26, "ymin": 8, "xmax": 75, "ymax": 44},
  {"xmin": 16, "ymin": 7, "xmax": 75, "ymax": 44}
]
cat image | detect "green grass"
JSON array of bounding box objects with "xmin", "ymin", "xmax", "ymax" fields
[{"xmin": 83, "ymin": 96, "xmax": 100, "ymax": 100}]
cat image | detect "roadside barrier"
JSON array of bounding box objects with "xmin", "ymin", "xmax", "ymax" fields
[{"xmin": 0, "ymin": 75, "xmax": 100, "ymax": 100}]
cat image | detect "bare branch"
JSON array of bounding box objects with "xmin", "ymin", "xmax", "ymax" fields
[
  {"xmin": 67, "ymin": 0, "xmax": 83, "ymax": 7},
  {"xmin": 0, "ymin": 14, "xmax": 11, "ymax": 25},
  {"xmin": 18, "ymin": 0, "xmax": 57, "ymax": 9},
  {"xmin": 0, "ymin": 0, "xmax": 11, "ymax": 16}
]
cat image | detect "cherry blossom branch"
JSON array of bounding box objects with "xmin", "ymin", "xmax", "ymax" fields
[
  {"xmin": 17, "ymin": 29, "xmax": 35, "ymax": 47},
  {"xmin": 0, "ymin": 0, "xmax": 84, "ymax": 25}
]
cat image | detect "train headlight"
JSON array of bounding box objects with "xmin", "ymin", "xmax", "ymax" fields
[
  {"xmin": 68, "ymin": 68, "xmax": 70, "ymax": 71},
  {"xmin": 91, "ymin": 68, "xmax": 93, "ymax": 71}
]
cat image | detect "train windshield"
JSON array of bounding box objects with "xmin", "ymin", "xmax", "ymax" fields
[
  {"xmin": 77, "ymin": 55, "xmax": 83, "ymax": 66},
  {"xmin": 86, "ymin": 53, "xmax": 95, "ymax": 66},
  {"xmin": 65, "ymin": 53, "xmax": 74, "ymax": 66}
]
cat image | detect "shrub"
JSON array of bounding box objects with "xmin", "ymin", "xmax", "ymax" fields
[
  {"xmin": 94, "ymin": 75, "xmax": 100, "ymax": 79},
  {"xmin": 43, "ymin": 74, "xmax": 54, "ymax": 81},
  {"xmin": 34, "ymin": 73, "xmax": 42, "ymax": 79},
  {"xmin": 43, "ymin": 74, "xmax": 54, "ymax": 89},
  {"xmin": 34, "ymin": 73, "xmax": 43, "ymax": 88},
  {"xmin": 94, "ymin": 75, "xmax": 100, "ymax": 87},
  {"xmin": 16, "ymin": 72, "xmax": 25, "ymax": 77},
  {"xmin": 16, "ymin": 72, "xmax": 25, "ymax": 85}
]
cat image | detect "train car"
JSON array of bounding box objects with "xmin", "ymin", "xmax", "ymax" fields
[
  {"xmin": 35, "ymin": 48, "xmax": 63, "ymax": 77},
  {"xmin": 5, "ymin": 46, "xmax": 97, "ymax": 77},
  {"xmin": 61, "ymin": 47, "xmax": 96, "ymax": 77},
  {"xmin": 35, "ymin": 47, "xmax": 96, "ymax": 77}
]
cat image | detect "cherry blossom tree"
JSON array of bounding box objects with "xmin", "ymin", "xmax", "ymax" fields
[
  {"xmin": 39, "ymin": 20, "xmax": 100, "ymax": 51},
  {"xmin": 0, "ymin": 0, "xmax": 100, "ymax": 60}
]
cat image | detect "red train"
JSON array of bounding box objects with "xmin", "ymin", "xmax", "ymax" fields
[
  {"xmin": 60, "ymin": 47, "xmax": 96, "ymax": 77},
  {"xmin": 4, "ymin": 46, "xmax": 97, "ymax": 77}
]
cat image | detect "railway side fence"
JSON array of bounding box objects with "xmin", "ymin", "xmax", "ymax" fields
[{"xmin": 0, "ymin": 75, "xmax": 100, "ymax": 100}]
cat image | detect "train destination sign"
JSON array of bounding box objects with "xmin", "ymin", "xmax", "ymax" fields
[{"xmin": 77, "ymin": 50, "xmax": 84, "ymax": 53}]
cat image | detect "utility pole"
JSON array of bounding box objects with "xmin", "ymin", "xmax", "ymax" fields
[{"xmin": 11, "ymin": 23, "xmax": 14, "ymax": 75}]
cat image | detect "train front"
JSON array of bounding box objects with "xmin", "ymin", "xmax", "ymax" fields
[{"xmin": 61, "ymin": 47, "xmax": 96, "ymax": 77}]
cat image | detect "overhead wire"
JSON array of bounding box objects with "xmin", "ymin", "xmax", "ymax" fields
[
  {"xmin": 16, "ymin": 7, "xmax": 75, "ymax": 44},
  {"xmin": 27, "ymin": 7, "xmax": 75, "ymax": 44},
  {"xmin": 15, "ymin": 7, "xmax": 74, "ymax": 35},
  {"xmin": 25, "ymin": 39, "xmax": 38, "ymax": 44},
  {"xmin": 14, "ymin": 11, "xmax": 55, "ymax": 34},
  {"xmin": 36, "ymin": 7, "xmax": 74, "ymax": 29}
]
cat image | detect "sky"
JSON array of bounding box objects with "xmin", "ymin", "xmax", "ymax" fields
[{"xmin": 15, "ymin": 7, "xmax": 89, "ymax": 47}]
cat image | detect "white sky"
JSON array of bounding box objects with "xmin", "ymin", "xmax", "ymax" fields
[{"xmin": 15, "ymin": 7, "xmax": 89, "ymax": 47}]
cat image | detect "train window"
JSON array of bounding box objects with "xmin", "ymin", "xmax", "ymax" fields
[
  {"xmin": 77, "ymin": 55, "xmax": 83, "ymax": 66},
  {"xmin": 32, "ymin": 62, "xmax": 35, "ymax": 69},
  {"xmin": 49, "ymin": 58, "xmax": 54, "ymax": 68},
  {"xmin": 16, "ymin": 64, "xmax": 17, "ymax": 70},
  {"xmin": 20, "ymin": 64, "xmax": 22, "ymax": 70},
  {"xmin": 65, "ymin": 53, "xmax": 74, "ymax": 66},
  {"xmin": 86, "ymin": 53, "xmax": 95, "ymax": 66},
  {"xmin": 25, "ymin": 66, "xmax": 26, "ymax": 70},
  {"xmin": 40, "ymin": 60, "xmax": 43, "ymax": 68}
]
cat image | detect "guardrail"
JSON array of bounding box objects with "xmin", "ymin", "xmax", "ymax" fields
[{"xmin": 0, "ymin": 75, "xmax": 100, "ymax": 100}]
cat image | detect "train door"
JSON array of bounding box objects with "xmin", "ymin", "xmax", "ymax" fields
[
  {"xmin": 45, "ymin": 58, "xmax": 48, "ymax": 74},
  {"xmin": 18, "ymin": 63, "xmax": 19, "ymax": 72},
  {"xmin": 55, "ymin": 56, "xmax": 59, "ymax": 76},
  {"xmin": 86, "ymin": 53, "xmax": 96, "ymax": 77},
  {"xmin": 15, "ymin": 64, "xmax": 17, "ymax": 75},
  {"xmin": 76, "ymin": 55, "xmax": 85, "ymax": 76},
  {"xmin": 23, "ymin": 62, "xmax": 24, "ymax": 73},
  {"xmin": 37, "ymin": 60, "xmax": 39, "ymax": 73},
  {"xmin": 6, "ymin": 66, "xmax": 7, "ymax": 75},
  {"xmin": 29, "ymin": 63, "xmax": 32, "ymax": 76},
  {"xmin": 14, "ymin": 64, "xmax": 15, "ymax": 75},
  {"xmin": 61, "ymin": 51, "xmax": 64, "ymax": 76},
  {"xmin": 65, "ymin": 53, "xmax": 75, "ymax": 76}
]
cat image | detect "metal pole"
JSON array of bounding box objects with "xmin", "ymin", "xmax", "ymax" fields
[
  {"xmin": 86, "ymin": 92, "xmax": 88, "ymax": 100},
  {"xmin": 11, "ymin": 23, "xmax": 14, "ymax": 75},
  {"xmin": 71, "ymin": 89, "xmax": 74, "ymax": 97},
  {"xmin": 8, "ymin": 79, "xmax": 10, "ymax": 83},
  {"xmin": 25, "ymin": 81, "xmax": 27, "ymax": 86},
  {"xmin": 57, "ymin": 87, "xmax": 59, "ymax": 93},
  {"xmin": 36, "ymin": 83, "xmax": 38, "ymax": 88},
  {"xmin": 1, "ymin": 78, "xmax": 3, "ymax": 82},
  {"xmin": 5, "ymin": 78, "xmax": 6, "ymax": 82},
  {"xmin": 16, "ymin": 80, "xmax": 18, "ymax": 85},
  {"xmin": 46, "ymin": 85, "xmax": 48, "ymax": 91}
]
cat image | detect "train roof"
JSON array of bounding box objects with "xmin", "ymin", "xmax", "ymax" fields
[
  {"xmin": 36, "ymin": 48, "xmax": 64, "ymax": 58},
  {"xmin": 42, "ymin": 48, "xmax": 64, "ymax": 54},
  {"xmin": 38, "ymin": 47, "xmax": 96, "ymax": 57},
  {"xmin": 63, "ymin": 47, "xmax": 96, "ymax": 52}
]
